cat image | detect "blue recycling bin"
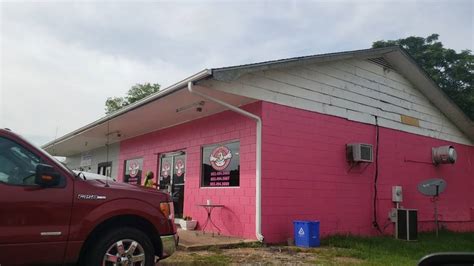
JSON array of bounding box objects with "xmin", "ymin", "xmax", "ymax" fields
[{"xmin": 293, "ymin": 220, "xmax": 320, "ymax": 247}]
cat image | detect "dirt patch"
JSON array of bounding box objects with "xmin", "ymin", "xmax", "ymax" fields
[{"xmin": 158, "ymin": 246, "xmax": 365, "ymax": 265}]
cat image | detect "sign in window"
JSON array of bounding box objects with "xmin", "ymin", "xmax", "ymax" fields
[
  {"xmin": 201, "ymin": 141, "xmax": 240, "ymax": 187},
  {"xmin": 123, "ymin": 158, "xmax": 143, "ymax": 185}
]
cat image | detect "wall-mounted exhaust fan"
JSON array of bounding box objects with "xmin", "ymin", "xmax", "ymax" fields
[
  {"xmin": 432, "ymin": 146, "xmax": 457, "ymax": 165},
  {"xmin": 346, "ymin": 143, "xmax": 373, "ymax": 163}
]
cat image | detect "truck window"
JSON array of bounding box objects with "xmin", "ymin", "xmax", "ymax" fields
[{"xmin": 0, "ymin": 136, "xmax": 43, "ymax": 186}]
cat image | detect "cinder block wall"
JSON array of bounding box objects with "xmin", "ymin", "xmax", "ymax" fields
[
  {"xmin": 117, "ymin": 102, "xmax": 261, "ymax": 239},
  {"xmin": 114, "ymin": 99, "xmax": 473, "ymax": 242},
  {"xmin": 261, "ymin": 101, "xmax": 474, "ymax": 243}
]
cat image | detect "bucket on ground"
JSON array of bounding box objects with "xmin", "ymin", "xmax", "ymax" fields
[{"xmin": 293, "ymin": 220, "xmax": 320, "ymax": 247}]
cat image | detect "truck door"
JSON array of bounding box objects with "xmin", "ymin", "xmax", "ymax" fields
[{"xmin": 0, "ymin": 135, "xmax": 73, "ymax": 265}]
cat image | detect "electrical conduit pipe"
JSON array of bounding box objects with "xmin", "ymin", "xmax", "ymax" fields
[{"xmin": 187, "ymin": 82, "xmax": 264, "ymax": 242}]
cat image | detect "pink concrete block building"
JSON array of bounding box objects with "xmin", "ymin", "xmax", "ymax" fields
[{"xmin": 45, "ymin": 47, "xmax": 474, "ymax": 243}]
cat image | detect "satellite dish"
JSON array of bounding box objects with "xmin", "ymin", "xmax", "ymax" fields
[
  {"xmin": 418, "ymin": 178, "xmax": 447, "ymax": 238},
  {"xmin": 418, "ymin": 178, "xmax": 447, "ymax": 196}
]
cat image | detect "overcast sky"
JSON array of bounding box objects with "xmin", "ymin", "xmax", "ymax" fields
[{"xmin": 1, "ymin": 0, "xmax": 472, "ymax": 146}]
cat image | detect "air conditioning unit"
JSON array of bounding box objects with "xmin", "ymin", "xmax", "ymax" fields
[
  {"xmin": 395, "ymin": 209, "xmax": 418, "ymax": 241},
  {"xmin": 346, "ymin": 143, "xmax": 373, "ymax": 163}
]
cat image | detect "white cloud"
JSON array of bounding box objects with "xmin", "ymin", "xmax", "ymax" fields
[
  {"xmin": 0, "ymin": 0, "xmax": 472, "ymax": 145},
  {"xmin": 1, "ymin": 8, "xmax": 189, "ymax": 144}
]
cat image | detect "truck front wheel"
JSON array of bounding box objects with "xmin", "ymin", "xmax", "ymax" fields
[{"xmin": 84, "ymin": 227, "xmax": 155, "ymax": 266}]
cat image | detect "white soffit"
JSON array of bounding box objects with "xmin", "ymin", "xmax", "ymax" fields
[{"xmin": 45, "ymin": 88, "xmax": 255, "ymax": 156}]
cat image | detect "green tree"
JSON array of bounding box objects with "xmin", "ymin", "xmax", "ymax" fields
[
  {"xmin": 105, "ymin": 83, "xmax": 160, "ymax": 114},
  {"xmin": 372, "ymin": 34, "xmax": 473, "ymax": 120}
]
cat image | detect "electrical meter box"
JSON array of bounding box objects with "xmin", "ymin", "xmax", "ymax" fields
[{"xmin": 392, "ymin": 186, "xmax": 403, "ymax": 202}]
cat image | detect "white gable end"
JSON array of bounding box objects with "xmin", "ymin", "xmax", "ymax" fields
[{"xmin": 204, "ymin": 58, "xmax": 472, "ymax": 145}]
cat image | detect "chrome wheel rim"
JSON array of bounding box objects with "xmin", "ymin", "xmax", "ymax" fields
[{"xmin": 102, "ymin": 239, "xmax": 146, "ymax": 266}]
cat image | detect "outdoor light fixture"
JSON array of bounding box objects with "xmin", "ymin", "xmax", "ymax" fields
[
  {"xmin": 105, "ymin": 130, "xmax": 121, "ymax": 138},
  {"xmin": 176, "ymin": 101, "xmax": 205, "ymax": 113}
]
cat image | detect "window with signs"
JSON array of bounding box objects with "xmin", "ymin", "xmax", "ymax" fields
[
  {"xmin": 123, "ymin": 158, "xmax": 143, "ymax": 185},
  {"xmin": 201, "ymin": 141, "xmax": 240, "ymax": 187}
]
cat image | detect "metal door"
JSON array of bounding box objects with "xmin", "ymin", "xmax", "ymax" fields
[{"xmin": 159, "ymin": 152, "xmax": 185, "ymax": 218}]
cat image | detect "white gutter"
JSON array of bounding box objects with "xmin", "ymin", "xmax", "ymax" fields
[{"xmin": 187, "ymin": 82, "xmax": 264, "ymax": 242}]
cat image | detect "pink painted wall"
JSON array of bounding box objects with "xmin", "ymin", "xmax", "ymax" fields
[
  {"xmin": 261, "ymin": 102, "xmax": 474, "ymax": 243},
  {"xmin": 116, "ymin": 99, "xmax": 473, "ymax": 243},
  {"xmin": 117, "ymin": 102, "xmax": 260, "ymax": 239}
]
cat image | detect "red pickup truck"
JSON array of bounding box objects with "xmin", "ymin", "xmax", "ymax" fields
[{"xmin": 0, "ymin": 128, "xmax": 177, "ymax": 265}]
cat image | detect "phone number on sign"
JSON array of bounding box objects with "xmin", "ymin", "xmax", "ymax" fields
[{"xmin": 209, "ymin": 182, "xmax": 230, "ymax": 186}]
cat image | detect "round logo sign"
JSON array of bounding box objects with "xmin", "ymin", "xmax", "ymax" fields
[
  {"xmin": 129, "ymin": 161, "xmax": 140, "ymax": 177},
  {"xmin": 161, "ymin": 161, "xmax": 171, "ymax": 177},
  {"xmin": 175, "ymin": 159, "xmax": 185, "ymax": 176},
  {"xmin": 209, "ymin": 145, "xmax": 232, "ymax": 171}
]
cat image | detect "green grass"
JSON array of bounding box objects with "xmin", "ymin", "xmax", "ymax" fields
[
  {"xmin": 320, "ymin": 230, "xmax": 474, "ymax": 265},
  {"xmin": 161, "ymin": 231, "xmax": 474, "ymax": 265}
]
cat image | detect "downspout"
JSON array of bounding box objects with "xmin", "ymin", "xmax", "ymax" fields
[{"xmin": 188, "ymin": 82, "xmax": 264, "ymax": 242}]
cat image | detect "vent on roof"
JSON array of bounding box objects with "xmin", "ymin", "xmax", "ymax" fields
[{"xmin": 367, "ymin": 57, "xmax": 394, "ymax": 70}]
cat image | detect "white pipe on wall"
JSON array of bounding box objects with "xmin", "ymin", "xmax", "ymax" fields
[{"xmin": 187, "ymin": 82, "xmax": 264, "ymax": 242}]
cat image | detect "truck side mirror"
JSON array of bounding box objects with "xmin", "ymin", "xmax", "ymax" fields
[{"xmin": 35, "ymin": 164, "xmax": 61, "ymax": 187}]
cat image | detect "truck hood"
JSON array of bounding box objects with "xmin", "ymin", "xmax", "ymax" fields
[{"xmin": 77, "ymin": 178, "xmax": 170, "ymax": 202}]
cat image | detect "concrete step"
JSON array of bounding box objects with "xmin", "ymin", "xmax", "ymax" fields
[{"xmin": 177, "ymin": 229, "xmax": 259, "ymax": 251}]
